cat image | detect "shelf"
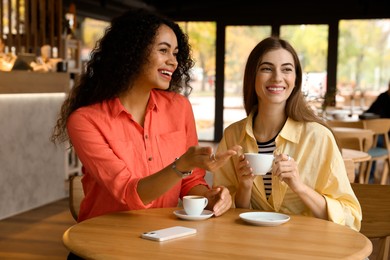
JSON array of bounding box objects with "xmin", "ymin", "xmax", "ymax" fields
[{"xmin": 0, "ymin": 71, "xmax": 70, "ymax": 94}]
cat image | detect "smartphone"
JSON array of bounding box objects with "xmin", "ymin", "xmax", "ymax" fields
[{"xmin": 141, "ymin": 226, "xmax": 197, "ymax": 242}]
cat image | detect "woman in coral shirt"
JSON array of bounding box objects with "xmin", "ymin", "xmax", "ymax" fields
[{"xmin": 51, "ymin": 8, "xmax": 240, "ymax": 223}]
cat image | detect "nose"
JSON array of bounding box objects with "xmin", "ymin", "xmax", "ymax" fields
[
  {"xmin": 272, "ymin": 69, "xmax": 283, "ymax": 82},
  {"xmin": 167, "ymin": 53, "xmax": 178, "ymax": 68}
]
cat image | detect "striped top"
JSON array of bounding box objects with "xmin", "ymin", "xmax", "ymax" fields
[{"xmin": 257, "ymin": 136, "xmax": 277, "ymax": 199}]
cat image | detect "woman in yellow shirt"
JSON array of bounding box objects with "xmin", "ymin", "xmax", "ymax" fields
[{"xmin": 213, "ymin": 36, "xmax": 361, "ymax": 231}]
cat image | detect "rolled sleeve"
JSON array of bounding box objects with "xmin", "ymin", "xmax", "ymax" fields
[{"xmin": 324, "ymin": 194, "xmax": 362, "ymax": 231}]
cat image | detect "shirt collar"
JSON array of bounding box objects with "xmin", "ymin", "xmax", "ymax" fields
[
  {"xmin": 242, "ymin": 109, "xmax": 256, "ymax": 141},
  {"xmin": 148, "ymin": 90, "xmax": 159, "ymax": 112},
  {"xmin": 108, "ymin": 98, "xmax": 125, "ymax": 118},
  {"xmin": 108, "ymin": 90, "xmax": 160, "ymax": 118},
  {"xmin": 241, "ymin": 108, "xmax": 302, "ymax": 144},
  {"xmin": 278, "ymin": 118, "xmax": 302, "ymax": 144},
  {"xmin": 232, "ymin": 108, "xmax": 257, "ymax": 147}
]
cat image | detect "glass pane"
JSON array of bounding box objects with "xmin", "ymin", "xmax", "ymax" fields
[
  {"xmin": 281, "ymin": 24, "xmax": 328, "ymax": 113},
  {"xmin": 224, "ymin": 26, "xmax": 271, "ymax": 130},
  {"xmin": 178, "ymin": 22, "xmax": 216, "ymax": 141},
  {"xmin": 338, "ymin": 19, "xmax": 390, "ymax": 111},
  {"xmin": 81, "ymin": 18, "xmax": 110, "ymax": 61}
]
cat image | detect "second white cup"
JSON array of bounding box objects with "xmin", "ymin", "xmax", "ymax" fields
[
  {"xmin": 244, "ymin": 153, "xmax": 274, "ymax": 175},
  {"xmin": 183, "ymin": 195, "xmax": 208, "ymax": 216}
]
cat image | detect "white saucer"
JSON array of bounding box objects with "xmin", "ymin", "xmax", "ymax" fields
[
  {"xmin": 239, "ymin": 212, "xmax": 290, "ymax": 226},
  {"xmin": 173, "ymin": 209, "xmax": 214, "ymax": 221}
]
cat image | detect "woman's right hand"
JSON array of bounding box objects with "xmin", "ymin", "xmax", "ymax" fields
[{"xmin": 177, "ymin": 145, "xmax": 242, "ymax": 172}]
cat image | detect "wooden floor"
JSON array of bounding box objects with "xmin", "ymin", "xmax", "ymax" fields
[{"xmin": 0, "ymin": 198, "xmax": 75, "ymax": 260}]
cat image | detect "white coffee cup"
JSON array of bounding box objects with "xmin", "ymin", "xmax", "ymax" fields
[
  {"xmin": 244, "ymin": 153, "xmax": 274, "ymax": 175},
  {"xmin": 183, "ymin": 195, "xmax": 208, "ymax": 216}
]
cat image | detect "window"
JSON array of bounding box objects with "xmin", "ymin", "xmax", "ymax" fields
[
  {"xmin": 178, "ymin": 22, "xmax": 216, "ymax": 141},
  {"xmin": 223, "ymin": 26, "xmax": 271, "ymax": 130},
  {"xmin": 281, "ymin": 24, "xmax": 328, "ymax": 112},
  {"xmin": 80, "ymin": 18, "xmax": 109, "ymax": 61},
  {"xmin": 337, "ymin": 19, "xmax": 390, "ymax": 110}
]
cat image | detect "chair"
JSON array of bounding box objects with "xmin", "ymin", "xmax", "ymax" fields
[
  {"xmin": 332, "ymin": 127, "xmax": 374, "ymax": 182},
  {"xmin": 331, "ymin": 127, "xmax": 374, "ymax": 152},
  {"xmin": 361, "ymin": 119, "xmax": 390, "ymax": 184},
  {"xmin": 69, "ymin": 175, "xmax": 84, "ymax": 221},
  {"xmin": 351, "ymin": 183, "xmax": 390, "ymax": 260}
]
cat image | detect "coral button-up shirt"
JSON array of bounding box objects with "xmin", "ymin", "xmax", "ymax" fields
[{"xmin": 67, "ymin": 89, "xmax": 208, "ymax": 222}]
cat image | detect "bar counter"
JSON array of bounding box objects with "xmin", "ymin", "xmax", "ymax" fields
[{"xmin": 0, "ymin": 71, "xmax": 71, "ymax": 220}]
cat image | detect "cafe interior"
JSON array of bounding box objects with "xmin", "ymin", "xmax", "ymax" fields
[{"xmin": 0, "ymin": 0, "xmax": 390, "ymax": 259}]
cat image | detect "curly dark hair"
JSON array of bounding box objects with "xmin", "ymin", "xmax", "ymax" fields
[{"xmin": 51, "ymin": 8, "xmax": 194, "ymax": 144}]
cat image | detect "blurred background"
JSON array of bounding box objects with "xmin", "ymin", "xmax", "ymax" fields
[{"xmin": 1, "ymin": 0, "xmax": 390, "ymax": 142}]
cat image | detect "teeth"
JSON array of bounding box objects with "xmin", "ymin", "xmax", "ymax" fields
[
  {"xmin": 268, "ymin": 87, "xmax": 284, "ymax": 91},
  {"xmin": 161, "ymin": 70, "xmax": 172, "ymax": 76}
]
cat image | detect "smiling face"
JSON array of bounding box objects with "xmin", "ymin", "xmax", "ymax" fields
[
  {"xmin": 135, "ymin": 24, "xmax": 179, "ymax": 91},
  {"xmin": 255, "ymin": 48, "xmax": 296, "ymax": 108}
]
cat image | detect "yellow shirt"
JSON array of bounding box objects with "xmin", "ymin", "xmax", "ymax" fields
[{"xmin": 213, "ymin": 111, "xmax": 362, "ymax": 231}]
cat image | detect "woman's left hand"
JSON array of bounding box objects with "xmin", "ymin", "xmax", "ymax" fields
[
  {"xmin": 272, "ymin": 153, "xmax": 303, "ymax": 192},
  {"xmin": 206, "ymin": 145, "xmax": 242, "ymax": 172},
  {"xmin": 204, "ymin": 186, "xmax": 232, "ymax": 217}
]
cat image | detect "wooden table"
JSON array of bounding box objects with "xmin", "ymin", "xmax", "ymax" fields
[
  {"xmin": 63, "ymin": 208, "xmax": 372, "ymax": 259},
  {"xmin": 342, "ymin": 148, "xmax": 371, "ymax": 182},
  {"xmin": 342, "ymin": 148, "xmax": 371, "ymax": 163}
]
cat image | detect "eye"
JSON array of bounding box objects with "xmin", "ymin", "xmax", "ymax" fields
[
  {"xmin": 159, "ymin": 48, "xmax": 168, "ymax": 53},
  {"xmin": 282, "ymin": 67, "xmax": 294, "ymax": 73},
  {"xmin": 260, "ymin": 67, "xmax": 272, "ymax": 72}
]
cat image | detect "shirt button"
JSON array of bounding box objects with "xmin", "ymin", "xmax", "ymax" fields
[
  {"xmin": 148, "ymin": 157, "xmax": 153, "ymax": 161},
  {"xmin": 145, "ymin": 134, "xmax": 148, "ymax": 139}
]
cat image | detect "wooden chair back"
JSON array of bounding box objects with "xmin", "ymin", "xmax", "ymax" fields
[
  {"xmin": 69, "ymin": 175, "xmax": 84, "ymax": 221},
  {"xmin": 361, "ymin": 119, "xmax": 390, "ymax": 184},
  {"xmin": 331, "ymin": 127, "xmax": 374, "ymax": 152},
  {"xmin": 351, "ymin": 183, "xmax": 390, "ymax": 260},
  {"xmin": 327, "ymin": 120, "xmax": 364, "ymax": 129},
  {"xmin": 362, "ymin": 119, "xmax": 390, "ymax": 150}
]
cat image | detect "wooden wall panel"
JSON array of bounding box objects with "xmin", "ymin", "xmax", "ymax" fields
[
  {"xmin": 1, "ymin": 0, "xmax": 64, "ymax": 57},
  {"xmin": 31, "ymin": 0, "xmax": 38, "ymax": 53},
  {"xmin": 7, "ymin": 0, "xmax": 12, "ymax": 49},
  {"xmin": 0, "ymin": 0, "xmax": 3, "ymax": 39},
  {"xmin": 25, "ymin": 0, "xmax": 30, "ymax": 52},
  {"xmin": 15, "ymin": 0, "xmax": 21, "ymax": 52},
  {"xmin": 56, "ymin": 0, "xmax": 62, "ymax": 58},
  {"xmin": 49, "ymin": 0, "xmax": 54, "ymax": 49},
  {"xmin": 38, "ymin": 0, "xmax": 45, "ymax": 47}
]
